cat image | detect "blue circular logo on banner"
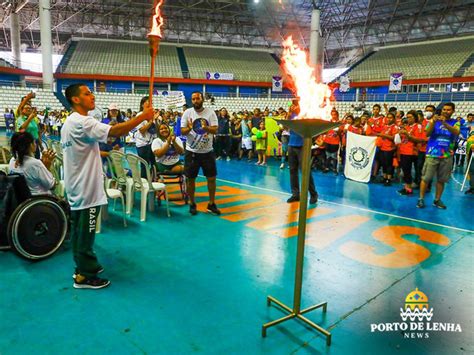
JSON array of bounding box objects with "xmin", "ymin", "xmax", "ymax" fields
[
  {"xmin": 393, "ymin": 79, "xmax": 399, "ymax": 85},
  {"xmin": 275, "ymin": 81, "xmax": 281, "ymax": 87},
  {"xmin": 214, "ymin": 73, "xmax": 220, "ymax": 79},
  {"xmin": 162, "ymin": 90, "xmax": 168, "ymax": 96}
]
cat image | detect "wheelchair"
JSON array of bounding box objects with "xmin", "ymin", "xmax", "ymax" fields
[{"xmin": 0, "ymin": 173, "xmax": 69, "ymax": 261}]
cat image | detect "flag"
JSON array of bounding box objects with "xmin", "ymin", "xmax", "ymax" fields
[
  {"xmin": 389, "ymin": 73, "xmax": 403, "ymax": 91},
  {"xmin": 344, "ymin": 131, "xmax": 377, "ymax": 183},
  {"xmin": 339, "ymin": 75, "xmax": 350, "ymax": 92},
  {"xmin": 272, "ymin": 76, "xmax": 283, "ymax": 92}
]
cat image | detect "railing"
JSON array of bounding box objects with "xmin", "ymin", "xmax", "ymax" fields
[
  {"xmin": 56, "ymin": 64, "xmax": 276, "ymax": 82},
  {"xmin": 207, "ymin": 92, "xmax": 293, "ymax": 99},
  {"xmin": 0, "ymin": 80, "xmax": 46, "ymax": 89}
]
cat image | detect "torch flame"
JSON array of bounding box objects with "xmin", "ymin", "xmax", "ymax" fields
[
  {"xmin": 148, "ymin": 0, "xmax": 164, "ymax": 38},
  {"xmin": 281, "ymin": 36, "xmax": 333, "ymax": 120}
]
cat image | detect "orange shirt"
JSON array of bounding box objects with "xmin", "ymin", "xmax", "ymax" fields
[
  {"xmin": 399, "ymin": 123, "xmax": 422, "ymax": 156},
  {"xmin": 380, "ymin": 124, "xmax": 398, "ymax": 152},
  {"xmin": 418, "ymin": 119, "xmax": 429, "ymax": 153},
  {"xmin": 342, "ymin": 125, "xmax": 363, "ymax": 146},
  {"xmin": 368, "ymin": 116, "xmax": 386, "ymax": 135},
  {"xmin": 324, "ymin": 126, "xmax": 342, "ymax": 145}
]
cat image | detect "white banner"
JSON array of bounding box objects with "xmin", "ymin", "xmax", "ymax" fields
[
  {"xmin": 272, "ymin": 76, "xmax": 283, "ymax": 92},
  {"xmin": 205, "ymin": 71, "xmax": 234, "ymax": 80},
  {"xmin": 339, "ymin": 75, "xmax": 350, "ymax": 92},
  {"xmin": 161, "ymin": 91, "xmax": 186, "ymax": 110},
  {"xmin": 389, "ymin": 73, "xmax": 403, "ymax": 91},
  {"xmin": 344, "ymin": 131, "xmax": 377, "ymax": 183}
]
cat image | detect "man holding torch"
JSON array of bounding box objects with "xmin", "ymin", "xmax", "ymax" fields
[{"xmin": 62, "ymin": 84, "xmax": 154, "ymax": 289}]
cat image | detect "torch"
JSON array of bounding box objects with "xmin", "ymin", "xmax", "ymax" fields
[
  {"xmin": 261, "ymin": 37, "xmax": 339, "ymax": 346},
  {"xmin": 147, "ymin": 0, "xmax": 164, "ymax": 107}
]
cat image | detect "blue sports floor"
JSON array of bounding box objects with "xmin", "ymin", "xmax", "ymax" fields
[{"xmin": 1, "ymin": 139, "xmax": 473, "ymax": 354}]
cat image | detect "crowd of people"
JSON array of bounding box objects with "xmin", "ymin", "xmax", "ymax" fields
[
  {"xmin": 4, "ymin": 94, "xmax": 474, "ymax": 204},
  {"xmin": 3, "ymin": 86, "xmax": 473, "ymax": 289}
]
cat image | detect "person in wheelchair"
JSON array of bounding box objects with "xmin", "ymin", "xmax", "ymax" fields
[
  {"xmin": 8, "ymin": 131, "xmax": 57, "ymax": 195},
  {"xmin": 1, "ymin": 133, "xmax": 68, "ymax": 261},
  {"xmin": 152, "ymin": 123, "xmax": 185, "ymax": 174}
]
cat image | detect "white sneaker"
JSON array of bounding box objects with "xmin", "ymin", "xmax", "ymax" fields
[
  {"xmin": 255, "ymin": 162, "xmax": 261, "ymax": 165},
  {"xmin": 226, "ymin": 157, "xmax": 231, "ymax": 161},
  {"xmin": 280, "ymin": 163, "xmax": 284, "ymax": 169},
  {"xmin": 216, "ymin": 157, "xmax": 222, "ymax": 161}
]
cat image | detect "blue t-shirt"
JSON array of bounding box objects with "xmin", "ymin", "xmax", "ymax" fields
[
  {"xmin": 426, "ymin": 119, "xmax": 459, "ymax": 158},
  {"xmin": 288, "ymin": 113, "xmax": 303, "ymax": 147},
  {"xmin": 459, "ymin": 119, "xmax": 470, "ymax": 139},
  {"xmin": 101, "ymin": 119, "xmax": 123, "ymax": 148},
  {"xmin": 217, "ymin": 116, "xmax": 230, "ymax": 135},
  {"xmin": 174, "ymin": 116, "xmax": 186, "ymax": 143}
]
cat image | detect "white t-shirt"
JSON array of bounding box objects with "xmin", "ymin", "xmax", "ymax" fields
[
  {"xmin": 8, "ymin": 156, "xmax": 56, "ymax": 195},
  {"xmin": 134, "ymin": 112, "xmax": 155, "ymax": 147},
  {"xmin": 60, "ymin": 111, "xmax": 111, "ymax": 210},
  {"xmin": 180, "ymin": 107, "xmax": 218, "ymax": 153},
  {"xmin": 151, "ymin": 137, "xmax": 183, "ymax": 165}
]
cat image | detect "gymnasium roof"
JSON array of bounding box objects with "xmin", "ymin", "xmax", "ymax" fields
[{"xmin": 1, "ymin": 0, "xmax": 473, "ymax": 68}]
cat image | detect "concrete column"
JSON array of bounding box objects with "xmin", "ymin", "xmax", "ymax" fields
[
  {"xmin": 39, "ymin": 0, "xmax": 54, "ymax": 89},
  {"xmin": 309, "ymin": 8, "xmax": 324, "ymax": 83},
  {"xmin": 236, "ymin": 86, "xmax": 240, "ymax": 98},
  {"xmin": 10, "ymin": 12, "xmax": 21, "ymax": 68}
]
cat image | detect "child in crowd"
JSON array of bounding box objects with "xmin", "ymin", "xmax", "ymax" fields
[{"xmin": 255, "ymin": 120, "xmax": 267, "ymax": 166}]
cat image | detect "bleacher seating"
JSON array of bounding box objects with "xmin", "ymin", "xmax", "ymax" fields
[
  {"xmin": 212, "ymin": 97, "xmax": 291, "ymax": 113},
  {"xmin": 347, "ymin": 37, "xmax": 474, "ymax": 81},
  {"xmin": 183, "ymin": 46, "xmax": 280, "ymax": 82},
  {"xmin": 62, "ymin": 39, "xmax": 182, "ymax": 78},
  {"xmin": 334, "ymin": 101, "xmax": 474, "ymax": 118},
  {"xmin": 93, "ymin": 92, "xmax": 165, "ymax": 112},
  {"xmin": 0, "ymin": 86, "xmax": 64, "ymax": 112}
]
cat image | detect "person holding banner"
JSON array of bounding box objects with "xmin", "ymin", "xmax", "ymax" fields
[
  {"xmin": 368, "ymin": 104, "xmax": 385, "ymax": 182},
  {"xmin": 417, "ymin": 103, "xmax": 460, "ymax": 209}
]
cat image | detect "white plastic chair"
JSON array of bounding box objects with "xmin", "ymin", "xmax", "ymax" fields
[
  {"xmin": 125, "ymin": 153, "xmax": 170, "ymax": 221},
  {"xmin": 107, "ymin": 150, "xmax": 134, "ymax": 214},
  {"xmin": 97, "ymin": 174, "xmax": 127, "ymax": 233},
  {"xmin": 47, "ymin": 155, "xmax": 66, "ymax": 198},
  {"xmin": 0, "ymin": 147, "xmax": 11, "ymax": 174}
]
